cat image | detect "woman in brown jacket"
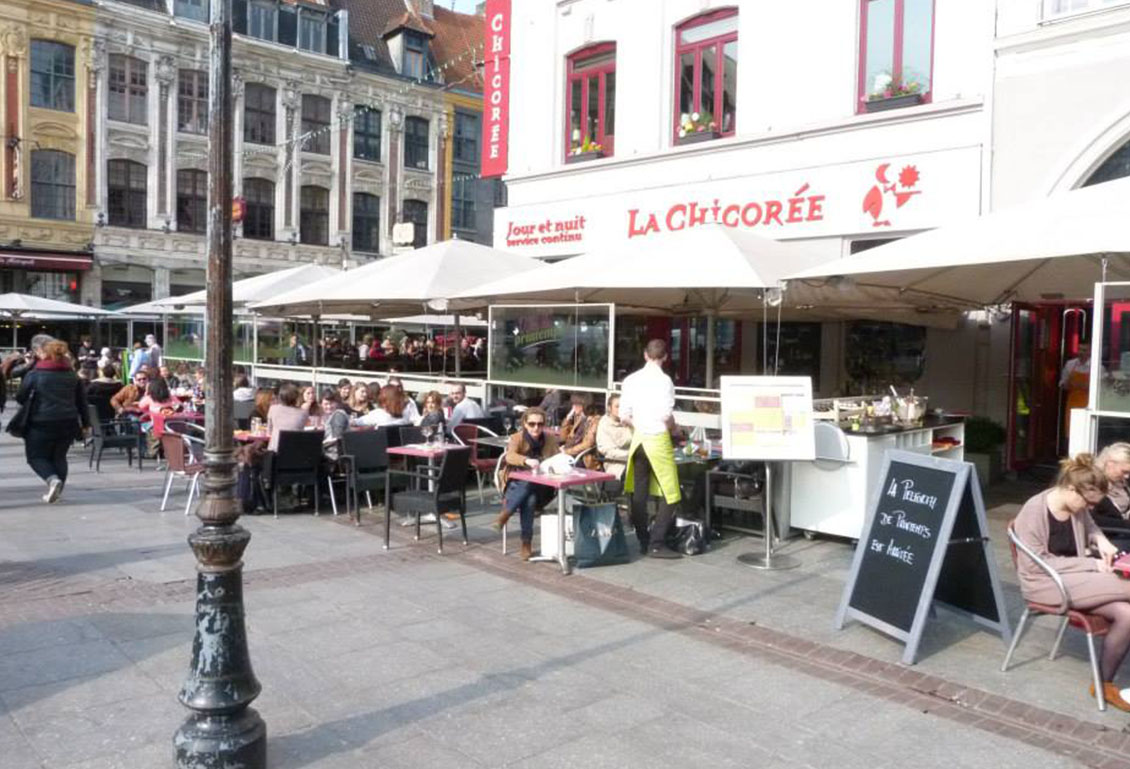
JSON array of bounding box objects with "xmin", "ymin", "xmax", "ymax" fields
[
  {"xmin": 494, "ymin": 407, "xmax": 559, "ymax": 561},
  {"xmin": 1015, "ymin": 454, "xmax": 1130, "ymax": 710}
]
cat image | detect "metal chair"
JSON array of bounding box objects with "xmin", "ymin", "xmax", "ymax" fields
[
  {"xmin": 266, "ymin": 430, "xmax": 329, "ymax": 517},
  {"xmin": 232, "ymin": 399, "xmax": 256, "ymax": 430},
  {"xmin": 87, "ymin": 404, "xmax": 144, "ymax": 473},
  {"xmin": 159, "ymin": 432, "xmax": 204, "ymax": 516},
  {"xmin": 1001, "ymin": 521, "xmax": 1110, "ymax": 711},
  {"xmin": 340, "ymin": 428, "xmax": 389, "ymax": 525},
  {"xmin": 453, "ymin": 423, "xmax": 502, "ymax": 503},
  {"xmin": 385, "ymin": 447, "xmax": 471, "ymax": 553}
]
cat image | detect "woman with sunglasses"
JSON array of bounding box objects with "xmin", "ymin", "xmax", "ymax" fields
[
  {"xmin": 1014, "ymin": 453, "xmax": 1130, "ymax": 710},
  {"xmin": 494, "ymin": 407, "xmax": 559, "ymax": 561}
]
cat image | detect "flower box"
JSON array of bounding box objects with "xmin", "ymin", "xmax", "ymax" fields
[
  {"xmin": 676, "ymin": 130, "xmax": 721, "ymax": 146},
  {"xmin": 863, "ymin": 93, "xmax": 924, "ymax": 113},
  {"xmin": 566, "ymin": 149, "xmax": 605, "ymax": 164}
]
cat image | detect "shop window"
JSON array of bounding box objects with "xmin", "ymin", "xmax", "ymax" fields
[
  {"xmin": 301, "ymin": 95, "xmax": 331, "ymax": 154},
  {"xmin": 765, "ymin": 322, "xmax": 822, "ymax": 385},
  {"xmin": 107, "ymin": 160, "xmax": 148, "ymax": 228},
  {"xmin": 845, "ymin": 320, "xmax": 926, "ymax": 392},
  {"xmin": 1084, "ymin": 139, "xmax": 1130, "ymax": 186},
  {"xmin": 176, "ymin": 169, "xmax": 207, "ymax": 234},
  {"xmin": 674, "ymin": 10, "xmax": 737, "ymax": 144},
  {"xmin": 453, "ymin": 111, "xmax": 479, "ymax": 165},
  {"xmin": 242, "ymin": 177, "xmax": 275, "ymax": 240},
  {"xmin": 177, "ymin": 70, "xmax": 208, "ymax": 134},
  {"xmin": 243, "ymin": 83, "xmax": 276, "ymax": 145},
  {"xmin": 299, "ymin": 185, "xmax": 329, "ymax": 246},
  {"xmin": 566, "ymin": 42, "xmax": 616, "ymax": 159},
  {"xmin": 858, "ymin": 0, "xmax": 934, "ymax": 113},
  {"xmin": 25, "ymin": 271, "xmax": 78, "ymax": 303},
  {"xmin": 174, "ymin": 0, "xmax": 208, "ymax": 22},
  {"xmin": 404, "ymin": 116, "xmax": 429, "ymax": 170},
  {"xmin": 30, "ymin": 40, "xmax": 75, "ymax": 112},
  {"xmin": 403, "ymin": 31, "xmax": 429, "ymax": 80},
  {"xmin": 30, "ymin": 150, "xmax": 75, "ymax": 220},
  {"xmin": 108, "ymin": 55, "xmax": 148, "ymax": 125},
  {"xmin": 352, "ymin": 192, "xmax": 380, "ymax": 254},
  {"xmin": 353, "ymin": 106, "xmax": 381, "ymax": 162},
  {"xmin": 402, "ymin": 199, "xmax": 428, "ymax": 248},
  {"xmin": 451, "ymin": 176, "xmax": 476, "ymax": 232}
]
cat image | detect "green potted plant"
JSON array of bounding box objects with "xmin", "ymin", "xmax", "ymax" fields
[
  {"xmin": 863, "ymin": 76, "xmax": 924, "ymax": 113},
  {"xmin": 676, "ymin": 111, "xmax": 720, "ymax": 145},
  {"xmin": 566, "ymin": 132, "xmax": 605, "ymax": 163},
  {"xmin": 963, "ymin": 416, "xmax": 1006, "ymax": 485}
]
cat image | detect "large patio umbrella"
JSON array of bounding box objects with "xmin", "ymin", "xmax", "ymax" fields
[
  {"xmin": 143, "ymin": 263, "xmax": 341, "ymax": 311},
  {"xmin": 786, "ymin": 175, "xmax": 1130, "ymax": 309},
  {"xmin": 0, "ymin": 292, "xmax": 118, "ymax": 348},
  {"xmin": 449, "ymin": 224, "xmax": 830, "ymax": 385}
]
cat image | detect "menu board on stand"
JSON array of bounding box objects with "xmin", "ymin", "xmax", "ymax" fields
[
  {"xmin": 834, "ymin": 450, "xmax": 1011, "ymax": 664},
  {"xmin": 719, "ymin": 376, "xmax": 815, "ymax": 570}
]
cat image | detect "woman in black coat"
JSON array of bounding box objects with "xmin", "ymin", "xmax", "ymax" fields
[{"xmin": 15, "ymin": 339, "xmax": 89, "ymax": 503}]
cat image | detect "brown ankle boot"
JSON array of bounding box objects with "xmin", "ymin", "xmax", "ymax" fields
[
  {"xmin": 520, "ymin": 541, "xmax": 533, "ymax": 561},
  {"xmin": 491, "ymin": 509, "xmax": 512, "ymax": 532}
]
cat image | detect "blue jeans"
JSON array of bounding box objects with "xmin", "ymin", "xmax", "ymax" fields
[{"xmin": 503, "ymin": 480, "xmax": 540, "ymax": 543}]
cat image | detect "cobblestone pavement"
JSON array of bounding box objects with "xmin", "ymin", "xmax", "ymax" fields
[{"xmin": 0, "ymin": 428, "xmax": 1127, "ymax": 768}]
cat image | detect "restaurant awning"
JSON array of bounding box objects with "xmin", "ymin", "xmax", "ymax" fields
[{"xmin": 0, "ymin": 250, "xmax": 93, "ymax": 271}]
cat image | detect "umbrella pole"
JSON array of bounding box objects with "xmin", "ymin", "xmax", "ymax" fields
[
  {"xmin": 454, "ymin": 315, "xmax": 462, "ymax": 378},
  {"xmin": 705, "ymin": 311, "xmax": 715, "ymax": 389}
]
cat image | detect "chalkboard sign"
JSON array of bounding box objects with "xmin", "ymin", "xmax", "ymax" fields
[{"xmin": 835, "ymin": 450, "xmax": 1011, "ymax": 664}]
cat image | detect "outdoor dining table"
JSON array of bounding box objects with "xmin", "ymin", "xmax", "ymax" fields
[
  {"xmin": 233, "ymin": 430, "xmax": 269, "ymax": 443},
  {"xmin": 507, "ymin": 467, "xmax": 616, "ymax": 575},
  {"xmin": 384, "ymin": 442, "xmax": 464, "ymax": 544}
]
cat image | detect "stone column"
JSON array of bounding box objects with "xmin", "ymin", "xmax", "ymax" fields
[
  {"xmin": 2, "ymin": 25, "xmax": 27, "ymax": 201},
  {"xmin": 152, "ymin": 265, "xmax": 171, "ymax": 300},
  {"xmin": 155, "ymin": 55, "xmax": 175, "ymax": 221},
  {"xmin": 435, "ymin": 111, "xmax": 450, "ymax": 242},
  {"xmin": 282, "ymin": 81, "xmax": 300, "ymax": 236},
  {"xmin": 387, "ymin": 106, "xmax": 403, "ymax": 241}
]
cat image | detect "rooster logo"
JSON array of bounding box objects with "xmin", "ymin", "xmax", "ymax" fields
[{"xmin": 862, "ymin": 163, "xmax": 922, "ymax": 227}]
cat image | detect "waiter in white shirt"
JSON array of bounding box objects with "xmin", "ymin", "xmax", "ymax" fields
[{"xmin": 620, "ymin": 339, "xmax": 682, "ymax": 559}]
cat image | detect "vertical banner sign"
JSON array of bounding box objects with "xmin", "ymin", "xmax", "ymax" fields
[{"xmin": 481, "ymin": 0, "xmax": 511, "ymax": 178}]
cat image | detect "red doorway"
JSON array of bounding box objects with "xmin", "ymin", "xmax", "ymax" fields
[{"xmin": 1007, "ymin": 302, "xmax": 1091, "ymax": 470}]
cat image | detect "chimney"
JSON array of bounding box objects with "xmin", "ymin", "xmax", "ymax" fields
[{"xmin": 407, "ymin": 0, "xmax": 434, "ymax": 19}]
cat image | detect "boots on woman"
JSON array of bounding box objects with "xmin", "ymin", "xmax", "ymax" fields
[
  {"xmin": 491, "ymin": 509, "xmax": 512, "ymax": 532},
  {"xmin": 520, "ymin": 540, "xmax": 533, "ymax": 561}
]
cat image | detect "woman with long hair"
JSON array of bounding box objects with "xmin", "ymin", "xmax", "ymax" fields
[
  {"xmin": 1014, "ymin": 453, "xmax": 1130, "ymax": 710},
  {"xmin": 356, "ymin": 384, "xmax": 411, "ymax": 428},
  {"xmin": 14, "ymin": 339, "xmax": 89, "ymax": 503},
  {"xmin": 495, "ymin": 407, "xmax": 559, "ymax": 561},
  {"xmin": 348, "ymin": 382, "xmax": 373, "ymax": 416}
]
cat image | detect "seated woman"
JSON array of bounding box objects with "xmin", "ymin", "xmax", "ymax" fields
[
  {"xmin": 85, "ymin": 363, "xmax": 123, "ymax": 423},
  {"xmin": 417, "ymin": 390, "xmax": 446, "ymax": 436},
  {"xmin": 1015, "ymin": 454, "xmax": 1130, "ymax": 710},
  {"xmin": 1094, "ymin": 443, "xmax": 1130, "ymax": 524},
  {"xmin": 560, "ymin": 394, "xmax": 601, "ymax": 469},
  {"xmin": 137, "ymin": 376, "xmax": 181, "ymax": 449},
  {"xmin": 253, "ymin": 387, "xmax": 274, "ymax": 422},
  {"xmin": 596, "ymin": 393, "xmax": 633, "ymax": 480},
  {"xmin": 266, "ymin": 382, "xmax": 309, "ymax": 451},
  {"xmin": 348, "ymin": 382, "xmax": 373, "ymax": 417},
  {"xmin": 495, "ymin": 407, "xmax": 559, "ymax": 561},
  {"xmin": 233, "ymin": 374, "xmax": 256, "ymax": 402},
  {"xmin": 356, "ymin": 384, "xmax": 412, "ymax": 428},
  {"xmin": 300, "ymin": 385, "xmax": 321, "ymax": 425}
]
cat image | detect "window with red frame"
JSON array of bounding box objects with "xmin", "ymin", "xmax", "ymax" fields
[
  {"xmin": 566, "ymin": 43, "xmax": 616, "ymax": 160},
  {"xmin": 858, "ymin": 0, "xmax": 934, "ymax": 111},
  {"xmin": 674, "ymin": 9, "xmax": 737, "ymax": 143}
]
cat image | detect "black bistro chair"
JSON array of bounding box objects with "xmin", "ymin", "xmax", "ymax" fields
[
  {"xmin": 232, "ymin": 400, "xmax": 256, "ymax": 430},
  {"xmin": 87, "ymin": 404, "xmax": 144, "ymax": 472},
  {"xmin": 340, "ymin": 428, "xmax": 390, "ymax": 525},
  {"xmin": 266, "ymin": 430, "xmax": 326, "ymax": 517},
  {"xmin": 385, "ymin": 446, "xmax": 471, "ymax": 553}
]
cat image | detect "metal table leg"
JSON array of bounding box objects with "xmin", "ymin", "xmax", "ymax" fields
[
  {"xmin": 737, "ymin": 463, "xmax": 799, "ymax": 571},
  {"xmin": 530, "ymin": 487, "xmax": 572, "ymax": 574}
]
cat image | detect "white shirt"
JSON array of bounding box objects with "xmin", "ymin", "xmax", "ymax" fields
[
  {"xmin": 448, "ymin": 397, "xmax": 485, "ymax": 431},
  {"xmin": 402, "ymin": 398, "xmax": 421, "ymax": 425},
  {"xmin": 355, "ymin": 408, "xmax": 411, "ymax": 428},
  {"xmin": 620, "ymin": 360, "xmax": 675, "ymax": 436}
]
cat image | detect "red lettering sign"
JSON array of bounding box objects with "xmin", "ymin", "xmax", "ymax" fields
[
  {"xmin": 626, "ymin": 186, "xmax": 827, "ymax": 239},
  {"xmin": 481, "ymin": 0, "xmax": 511, "ymax": 179}
]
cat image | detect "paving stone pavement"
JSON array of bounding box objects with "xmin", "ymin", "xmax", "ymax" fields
[{"xmin": 0, "ymin": 425, "xmax": 1127, "ymax": 768}]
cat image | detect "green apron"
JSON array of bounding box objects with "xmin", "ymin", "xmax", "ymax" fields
[{"xmin": 623, "ymin": 431, "xmax": 681, "ymax": 504}]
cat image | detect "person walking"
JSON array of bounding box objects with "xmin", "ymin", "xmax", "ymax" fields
[
  {"xmin": 14, "ymin": 339, "xmax": 89, "ymax": 503},
  {"xmin": 620, "ymin": 338, "xmax": 683, "ymax": 558}
]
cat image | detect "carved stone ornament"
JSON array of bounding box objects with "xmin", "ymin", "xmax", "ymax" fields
[
  {"xmin": 389, "ymin": 107, "xmax": 404, "ymax": 130},
  {"xmin": 438, "ymin": 114, "xmax": 451, "ymax": 139},
  {"xmin": 282, "ymin": 81, "xmax": 301, "ymax": 110},
  {"xmin": 156, "ymin": 55, "xmax": 176, "ymax": 85},
  {"xmin": 90, "ymin": 39, "xmax": 106, "ymax": 74},
  {"xmin": 2, "ymin": 25, "xmax": 27, "ymax": 58}
]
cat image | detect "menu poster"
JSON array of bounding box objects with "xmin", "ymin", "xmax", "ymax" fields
[{"xmin": 719, "ymin": 376, "xmax": 815, "ymax": 461}]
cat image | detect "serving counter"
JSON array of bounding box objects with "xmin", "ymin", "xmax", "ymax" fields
[{"xmin": 787, "ymin": 416, "xmax": 965, "ymax": 540}]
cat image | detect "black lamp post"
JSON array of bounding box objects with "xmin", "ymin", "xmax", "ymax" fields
[{"xmin": 173, "ymin": 1, "xmax": 266, "ymax": 765}]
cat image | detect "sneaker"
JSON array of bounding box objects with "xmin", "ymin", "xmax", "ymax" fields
[{"xmin": 43, "ymin": 478, "xmax": 63, "ymax": 504}]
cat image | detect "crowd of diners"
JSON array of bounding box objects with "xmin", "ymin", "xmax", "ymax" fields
[{"xmin": 279, "ymin": 330, "xmax": 487, "ymax": 373}]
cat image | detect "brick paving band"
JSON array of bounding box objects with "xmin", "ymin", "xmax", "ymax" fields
[{"xmin": 2, "ymin": 513, "xmax": 1129, "ymax": 768}]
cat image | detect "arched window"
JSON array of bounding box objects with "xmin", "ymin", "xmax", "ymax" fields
[
  {"xmin": 566, "ymin": 42, "xmax": 615, "ymax": 160},
  {"xmin": 300, "ymin": 185, "xmax": 329, "ymax": 245},
  {"xmin": 30, "ymin": 41, "xmax": 75, "ymax": 112},
  {"xmin": 243, "ymin": 178, "xmax": 275, "ymax": 240},
  {"xmin": 1085, "ymin": 140, "xmax": 1130, "ymax": 187},
  {"xmin": 674, "ymin": 9, "xmax": 737, "ymax": 143},
  {"xmin": 108, "ymin": 55, "xmax": 148, "ymax": 125},
  {"xmin": 31, "ymin": 150, "xmax": 76, "ymax": 220},
  {"xmin": 107, "ymin": 160, "xmax": 148, "ymax": 228}
]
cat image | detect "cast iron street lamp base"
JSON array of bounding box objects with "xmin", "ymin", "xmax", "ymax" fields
[{"xmin": 174, "ymin": 707, "xmax": 266, "ymax": 768}]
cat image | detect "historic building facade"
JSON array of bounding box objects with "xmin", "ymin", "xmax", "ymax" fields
[
  {"xmin": 90, "ymin": 0, "xmax": 482, "ymax": 308},
  {"xmin": 0, "ymin": 0, "xmax": 97, "ymax": 303}
]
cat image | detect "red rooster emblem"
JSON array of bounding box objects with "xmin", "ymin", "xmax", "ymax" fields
[{"xmin": 863, "ymin": 163, "xmax": 922, "ymax": 227}]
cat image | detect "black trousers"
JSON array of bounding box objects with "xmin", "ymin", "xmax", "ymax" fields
[
  {"xmin": 24, "ymin": 419, "xmax": 76, "ymax": 484},
  {"xmin": 630, "ymin": 447, "xmax": 677, "ymax": 547}
]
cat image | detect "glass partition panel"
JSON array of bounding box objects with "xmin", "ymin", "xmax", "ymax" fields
[
  {"xmin": 489, "ymin": 304, "xmax": 612, "ymax": 390},
  {"xmin": 166, "ymin": 317, "xmax": 204, "ymax": 360},
  {"xmin": 1096, "ymin": 283, "xmax": 1130, "ymax": 414},
  {"xmin": 256, "ymin": 318, "xmax": 284, "ymax": 364},
  {"xmin": 234, "ymin": 317, "xmax": 255, "ymax": 364}
]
